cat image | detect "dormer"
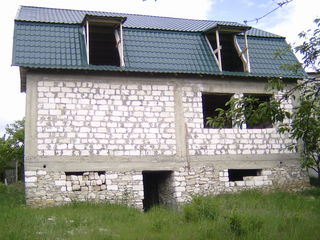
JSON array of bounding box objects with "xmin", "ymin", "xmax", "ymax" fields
[
  {"xmin": 82, "ymin": 15, "xmax": 127, "ymax": 67},
  {"xmin": 204, "ymin": 24, "xmax": 251, "ymax": 72}
]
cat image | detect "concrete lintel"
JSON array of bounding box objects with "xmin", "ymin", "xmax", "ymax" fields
[{"xmin": 24, "ymin": 153, "xmax": 301, "ymax": 172}]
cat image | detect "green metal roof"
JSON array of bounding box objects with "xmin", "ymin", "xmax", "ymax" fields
[{"xmin": 12, "ymin": 6, "xmax": 305, "ymax": 79}]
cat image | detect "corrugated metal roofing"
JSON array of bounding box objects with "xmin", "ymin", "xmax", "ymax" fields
[
  {"xmin": 16, "ymin": 6, "xmax": 280, "ymax": 37},
  {"xmin": 12, "ymin": 6, "xmax": 305, "ymax": 79}
]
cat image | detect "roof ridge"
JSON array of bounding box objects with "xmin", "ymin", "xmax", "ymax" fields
[{"xmin": 18, "ymin": 5, "xmax": 245, "ymax": 26}]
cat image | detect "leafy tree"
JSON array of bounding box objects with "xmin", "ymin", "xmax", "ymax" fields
[
  {"xmin": 0, "ymin": 119, "xmax": 24, "ymax": 182},
  {"xmin": 207, "ymin": 19, "xmax": 320, "ymax": 178}
]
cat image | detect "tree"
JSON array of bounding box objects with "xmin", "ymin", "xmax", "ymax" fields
[
  {"xmin": 207, "ymin": 19, "xmax": 320, "ymax": 178},
  {"xmin": 0, "ymin": 119, "xmax": 24, "ymax": 182}
]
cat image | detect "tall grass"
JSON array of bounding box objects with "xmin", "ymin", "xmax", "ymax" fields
[{"xmin": 0, "ymin": 183, "xmax": 320, "ymax": 239}]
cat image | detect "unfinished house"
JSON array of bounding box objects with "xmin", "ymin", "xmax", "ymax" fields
[{"xmin": 12, "ymin": 6, "xmax": 309, "ymax": 209}]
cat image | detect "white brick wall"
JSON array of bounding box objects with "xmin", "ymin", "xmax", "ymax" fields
[{"xmin": 37, "ymin": 80, "xmax": 176, "ymax": 156}]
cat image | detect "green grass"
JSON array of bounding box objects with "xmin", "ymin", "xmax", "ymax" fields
[{"xmin": 1, "ymin": 183, "xmax": 320, "ymax": 240}]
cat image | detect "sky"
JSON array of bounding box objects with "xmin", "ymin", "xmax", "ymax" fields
[{"xmin": 0, "ymin": 0, "xmax": 319, "ymax": 135}]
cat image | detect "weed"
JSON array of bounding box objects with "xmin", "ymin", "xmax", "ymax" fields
[
  {"xmin": 183, "ymin": 196, "xmax": 218, "ymax": 222},
  {"xmin": 0, "ymin": 184, "xmax": 320, "ymax": 240}
]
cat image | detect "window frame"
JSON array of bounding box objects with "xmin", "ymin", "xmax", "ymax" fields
[{"xmin": 83, "ymin": 15, "xmax": 126, "ymax": 67}]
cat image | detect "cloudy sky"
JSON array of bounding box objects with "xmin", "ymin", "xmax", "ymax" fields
[{"xmin": 0, "ymin": 0, "xmax": 319, "ymax": 135}]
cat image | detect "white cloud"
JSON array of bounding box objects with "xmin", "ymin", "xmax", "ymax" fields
[{"xmin": 265, "ymin": 0, "xmax": 320, "ymax": 45}]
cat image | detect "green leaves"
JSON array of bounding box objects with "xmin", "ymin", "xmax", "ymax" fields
[{"xmin": 0, "ymin": 119, "xmax": 24, "ymax": 182}]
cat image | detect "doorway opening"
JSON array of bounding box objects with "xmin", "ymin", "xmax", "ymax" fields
[{"xmin": 142, "ymin": 171, "xmax": 175, "ymax": 211}]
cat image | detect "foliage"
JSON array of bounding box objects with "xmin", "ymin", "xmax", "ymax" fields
[
  {"xmin": 0, "ymin": 119, "xmax": 24, "ymax": 182},
  {"xmin": 207, "ymin": 19, "xmax": 320, "ymax": 177},
  {"xmin": 296, "ymin": 18, "xmax": 320, "ymax": 72},
  {"xmin": 1, "ymin": 185, "xmax": 320, "ymax": 240}
]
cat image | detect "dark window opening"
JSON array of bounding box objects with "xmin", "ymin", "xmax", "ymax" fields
[
  {"xmin": 202, "ymin": 93, "xmax": 233, "ymax": 128},
  {"xmin": 207, "ymin": 33, "xmax": 243, "ymax": 72},
  {"xmin": 228, "ymin": 169, "xmax": 261, "ymax": 181},
  {"xmin": 244, "ymin": 94, "xmax": 273, "ymax": 129},
  {"xmin": 89, "ymin": 23, "xmax": 120, "ymax": 66},
  {"xmin": 142, "ymin": 171, "xmax": 175, "ymax": 211}
]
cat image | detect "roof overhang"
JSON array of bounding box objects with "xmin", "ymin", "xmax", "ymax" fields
[
  {"xmin": 204, "ymin": 23, "xmax": 251, "ymax": 34},
  {"xmin": 82, "ymin": 14, "xmax": 127, "ymax": 26}
]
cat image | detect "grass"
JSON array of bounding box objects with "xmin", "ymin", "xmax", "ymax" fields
[{"xmin": 1, "ymin": 183, "xmax": 320, "ymax": 240}]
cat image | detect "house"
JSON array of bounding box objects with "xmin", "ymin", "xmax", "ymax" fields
[{"xmin": 12, "ymin": 6, "xmax": 309, "ymax": 209}]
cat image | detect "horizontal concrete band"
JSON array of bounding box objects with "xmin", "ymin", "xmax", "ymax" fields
[{"xmin": 25, "ymin": 153, "xmax": 301, "ymax": 171}]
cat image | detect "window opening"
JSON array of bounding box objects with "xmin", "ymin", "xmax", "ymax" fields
[
  {"xmin": 142, "ymin": 171, "xmax": 175, "ymax": 211},
  {"xmin": 207, "ymin": 33, "xmax": 243, "ymax": 72},
  {"xmin": 244, "ymin": 94, "xmax": 273, "ymax": 129},
  {"xmin": 83, "ymin": 15, "xmax": 126, "ymax": 67},
  {"xmin": 202, "ymin": 93, "xmax": 233, "ymax": 128},
  {"xmin": 228, "ymin": 169, "xmax": 261, "ymax": 181},
  {"xmin": 204, "ymin": 24, "xmax": 251, "ymax": 72}
]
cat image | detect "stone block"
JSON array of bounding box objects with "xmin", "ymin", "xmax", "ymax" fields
[
  {"xmin": 81, "ymin": 186, "xmax": 89, "ymax": 191},
  {"xmin": 72, "ymin": 185, "xmax": 81, "ymax": 191},
  {"xmin": 243, "ymin": 176, "xmax": 254, "ymax": 181},
  {"xmin": 253, "ymin": 176, "xmax": 264, "ymax": 181},
  {"xmin": 71, "ymin": 175, "xmax": 78, "ymax": 181},
  {"xmin": 132, "ymin": 174, "xmax": 142, "ymax": 181},
  {"xmin": 25, "ymin": 182, "xmax": 37, "ymax": 188},
  {"xmin": 245, "ymin": 181, "xmax": 254, "ymax": 186},
  {"xmin": 37, "ymin": 170, "xmax": 47, "ymax": 175},
  {"xmin": 219, "ymin": 177, "xmax": 229, "ymax": 182},
  {"xmin": 132, "ymin": 185, "xmax": 143, "ymax": 191},
  {"xmin": 235, "ymin": 181, "xmax": 245, "ymax": 186},
  {"xmin": 107, "ymin": 185, "xmax": 118, "ymax": 191},
  {"xmin": 106, "ymin": 174, "xmax": 118, "ymax": 180},
  {"xmin": 55, "ymin": 180, "xmax": 66, "ymax": 186},
  {"xmin": 254, "ymin": 180, "xmax": 264, "ymax": 186},
  {"xmin": 25, "ymin": 171, "xmax": 36, "ymax": 177},
  {"xmin": 96, "ymin": 180, "xmax": 102, "ymax": 185},
  {"xmin": 261, "ymin": 170, "xmax": 272, "ymax": 176},
  {"xmin": 25, "ymin": 177, "xmax": 37, "ymax": 183},
  {"xmin": 175, "ymin": 186, "xmax": 185, "ymax": 192}
]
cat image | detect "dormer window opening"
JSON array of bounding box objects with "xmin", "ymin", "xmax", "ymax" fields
[
  {"xmin": 204, "ymin": 25, "xmax": 251, "ymax": 73},
  {"xmin": 207, "ymin": 33, "xmax": 243, "ymax": 72},
  {"xmin": 83, "ymin": 15, "xmax": 126, "ymax": 67}
]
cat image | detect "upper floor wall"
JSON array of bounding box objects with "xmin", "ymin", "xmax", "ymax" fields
[{"xmin": 25, "ymin": 72, "xmax": 295, "ymax": 160}]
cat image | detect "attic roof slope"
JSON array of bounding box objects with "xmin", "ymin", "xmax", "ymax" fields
[{"xmin": 16, "ymin": 5, "xmax": 281, "ymax": 37}]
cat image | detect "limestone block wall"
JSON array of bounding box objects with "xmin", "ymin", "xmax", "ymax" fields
[
  {"xmin": 37, "ymin": 80, "xmax": 176, "ymax": 157},
  {"xmin": 25, "ymin": 166, "xmax": 309, "ymax": 207},
  {"xmin": 173, "ymin": 166, "xmax": 309, "ymax": 203},
  {"xmin": 25, "ymin": 170, "xmax": 144, "ymax": 208}
]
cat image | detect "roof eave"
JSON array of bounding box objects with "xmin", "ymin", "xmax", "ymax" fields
[
  {"xmin": 81, "ymin": 14, "xmax": 127, "ymax": 26},
  {"xmin": 204, "ymin": 23, "xmax": 251, "ymax": 34}
]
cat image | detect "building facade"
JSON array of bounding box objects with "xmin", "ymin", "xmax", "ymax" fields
[{"xmin": 13, "ymin": 6, "xmax": 309, "ymax": 209}]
